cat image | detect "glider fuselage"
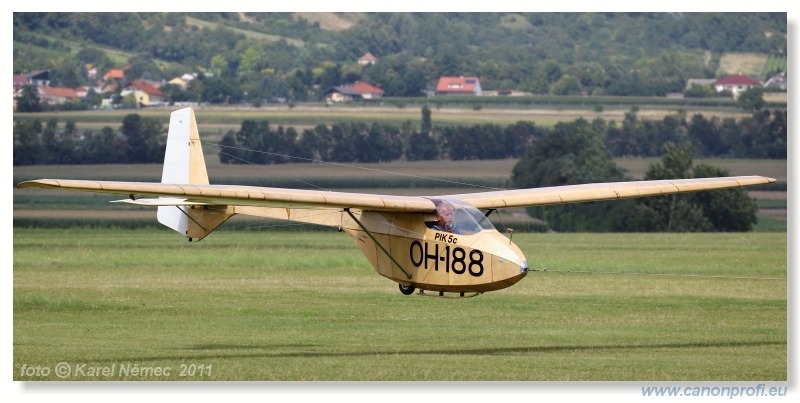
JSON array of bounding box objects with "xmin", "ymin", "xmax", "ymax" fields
[{"xmin": 341, "ymin": 201, "xmax": 529, "ymax": 295}]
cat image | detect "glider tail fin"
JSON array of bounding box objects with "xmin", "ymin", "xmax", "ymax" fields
[
  {"xmin": 157, "ymin": 108, "xmax": 232, "ymax": 240},
  {"xmin": 160, "ymin": 107, "xmax": 209, "ymax": 186}
]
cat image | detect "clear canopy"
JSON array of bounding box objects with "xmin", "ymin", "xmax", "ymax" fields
[{"xmin": 427, "ymin": 199, "xmax": 496, "ymax": 235}]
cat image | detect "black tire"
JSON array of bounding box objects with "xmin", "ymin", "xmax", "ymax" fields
[{"xmin": 399, "ymin": 284, "xmax": 416, "ymax": 295}]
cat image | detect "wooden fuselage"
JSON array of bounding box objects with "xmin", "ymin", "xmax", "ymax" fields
[{"xmin": 344, "ymin": 210, "xmax": 529, "ymax": 293}]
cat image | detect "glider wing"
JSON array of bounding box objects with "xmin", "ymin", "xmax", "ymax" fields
[{"xmin": 438, "ymin": 176, "xmax": 775, "ymax": 210}]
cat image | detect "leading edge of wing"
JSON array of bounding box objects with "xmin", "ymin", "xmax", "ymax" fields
[
  {"xmin": 438, "ymin": 176, "xmax": 776, "ymax": 210},
  {"xmin": 17, "ymin": 179, "xmax": 437, "ymax": 212}
]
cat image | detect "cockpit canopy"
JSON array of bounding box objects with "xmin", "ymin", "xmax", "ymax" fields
[{"xmin": 426, "ymin": 198, "xmax": 496, "ymax": 235}]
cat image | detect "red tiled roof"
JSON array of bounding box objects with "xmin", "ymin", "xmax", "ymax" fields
[
  {"xmin": 359, "ymin": 52, "xmax": 378, "ymax": 62},
  {"xmin": 103, "ymin": 69, "xmax": 125, "ymax": 81},
  {"xmin": 39, "ymin": 86, "xmax": 78, "ymax": 98},
  {"xmin": 436, "ymin": 76, "xmax": 480, "ymax": 93},
  {"xmin": 130, "ymin": 80, "xmax": 165, "ymax": 97},
  {"xmin": 713, "ymin": 74, "xmax": 761, "ymax": 86},
  {"xmin": 347, "ymin": 81, "xmax": 384, "ymax": 95},
  {"xmin": 13, "ymin": 75, "xmax": 29, "ymax": 86},
  {"xmin": 101, "ymin": 83, "xmax": 119, "ymax": 93}
]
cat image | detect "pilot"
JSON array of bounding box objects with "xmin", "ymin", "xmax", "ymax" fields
[{"xmin": 431, "ymin": 201, "xmax": 460, "ymax": 234}]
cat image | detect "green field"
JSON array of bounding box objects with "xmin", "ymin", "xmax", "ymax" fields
[
  {"xmin": 13, "ymin": 229, "xmax": 786, "ymax": 381},
  {"xmin": 13, "ymin": 102, "xmax": 754, "ymax": 135}
]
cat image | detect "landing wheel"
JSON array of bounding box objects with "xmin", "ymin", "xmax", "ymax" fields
[{"xmin": 398, "ymin": 284, "xmax": 416, "ymax": 295}]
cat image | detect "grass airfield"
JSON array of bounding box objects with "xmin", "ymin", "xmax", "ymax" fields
[{"xmin": 13, "ymin": 229, "xmax": 786, "ymax": 381}]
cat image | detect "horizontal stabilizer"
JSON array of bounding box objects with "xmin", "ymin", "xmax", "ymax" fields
[{"xmin": 111, "ymin": 198, "xmax": 211, "ymax": 206}]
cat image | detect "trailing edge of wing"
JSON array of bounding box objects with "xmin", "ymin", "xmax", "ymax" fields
[
  {"xmin": 17, "ymin": 179, "xmax": 437, "ymax": 212},
  {"xmin": 442, "ymin": 176, "xmax": 776, "ymax": 210},
  {"xmin": 110, "ymin": 197, "xmax": 208, "ymax": 206}
]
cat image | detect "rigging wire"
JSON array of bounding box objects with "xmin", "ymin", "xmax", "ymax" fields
[
  {"xmin": 527, "ymin": 268, "xmax": 784, "ymax": 281},
  {"xmin": 217, "ymin": 150, "xmax": 330, "ymax": 191}
]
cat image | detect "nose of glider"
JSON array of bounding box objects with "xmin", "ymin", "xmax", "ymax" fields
[
  {"xmin": 478, "ymin": 232, "xmax": 529, "ymax": 291},
  {"xmin": 474, "ymin": 230, "xmax": 528, "ymax": 280},
  {"xmin": 497, "ymin": 235, "xmax": 528, "ymax": 271}
]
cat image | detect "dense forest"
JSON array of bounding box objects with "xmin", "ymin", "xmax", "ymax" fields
[{"xmin": 13, "ymin": 12, "xmax": 787, "ymax": 103}]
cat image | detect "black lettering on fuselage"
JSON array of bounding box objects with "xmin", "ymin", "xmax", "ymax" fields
[
  {"xmin": 434, "ymin": 233, "xmax": 458, "ymax": 244},
  {"xmin": 425, "ymin": 242, "xmax": 439, "ymax": 271},
  {"xmin": 409, "ymin": 240, "xmax": 484, "ymax": 277}
]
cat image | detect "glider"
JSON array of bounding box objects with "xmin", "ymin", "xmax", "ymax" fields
[{"xmin": 17, "ymin": 108, "xmax": 776, "ymax": 297}]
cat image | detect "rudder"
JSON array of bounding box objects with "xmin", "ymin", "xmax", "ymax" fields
[
  {"xmin": 160, "ymin": 107, "xmax": 208, "ymax": 185},
  {"xmin": 157, "ymin": 108, "xmax": 231, "ymax": 239}
]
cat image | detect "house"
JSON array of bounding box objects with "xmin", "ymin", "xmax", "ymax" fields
[
  {"xmin": 13, "ymin": 75, "xmax": 30, "ymax": 92},
  {"xmin": 358, "ymin": 52, "xmax": 378, "ymax": 66},
  {"xmin": 324, "ymin": 81, "xmax": 384, "ymax": 103},
  {"xmin": 138, "ymin": 79, "xmax": 164, "ymax": 90},
  {"xmin": 122, "ymin": 80, "xmax": 166, "ymax": 107},
  {"xmin": 103, "ymin": 68, "xmax": 126, "ymax": 82},
  {"xmin": 436, "ymin": 76, "xmax": 482, "ymax": 96},
  {"xmin": 26, "ymin": 70, "xmax": 51, "ymax": 87},
  {"xmin": 325, "ymin": 86, "xmax": 360, "ymax": 103},
  {"xmin": 13, "ymin": 70, "xmax": 51, "ymax": 91},
  {"xmin": 168, "ymin": 77, "xmax": 189, "ymax": 91},
  {"xmin": 37, "ymin": 86, "xmax": 79, "ymax": 105},
  {"xmin": 167, "ymin": 73, "xmax": 199, "ymax": 90},
  {"xmin": 712, "ymin": 74, "xmax": 762, "ymax": 99},
  {"xmin": 347, "ymin": 81, "xmax": 384, "ymax": 100}
]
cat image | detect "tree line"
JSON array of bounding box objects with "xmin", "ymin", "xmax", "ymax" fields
[
  {"xmin": 13, "ymin": 106, "xmax": 786, "ymax": 167},
  {"xmin": 14, "ymin": 114, "xmax": 165, "ymax": 166},
  {"xmin": 219, "ymin": 106, "xmax": 785, "ymax": 164},
  {"xmin": 218, "ymin": 112, "xmax": 546, "ymax": 165}
]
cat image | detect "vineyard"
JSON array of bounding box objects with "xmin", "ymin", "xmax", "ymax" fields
[{"xmin": 762, "ymin": 54, "xmax": 788, "ymax": 79}]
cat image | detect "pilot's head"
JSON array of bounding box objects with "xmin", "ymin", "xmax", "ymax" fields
[{"xmin": 436, "ymin": 202, "xmax": 454, "ymax": 229}]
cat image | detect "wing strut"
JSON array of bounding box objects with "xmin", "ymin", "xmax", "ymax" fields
[{"xmin": 345, "ymin": 208, "xmax": 412, "ymax": 280}]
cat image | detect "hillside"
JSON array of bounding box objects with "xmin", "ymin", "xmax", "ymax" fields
[
  {"xmin": 293, "ymin": 12, "xmax": 366, "ymax": 31},
  {"xmin": 12, "ymin": 12, "xmax": 787, "ymax": 103}
]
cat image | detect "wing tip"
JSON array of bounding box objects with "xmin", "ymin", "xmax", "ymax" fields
[{"xmin": 16, "ymin": 179, "xmax": 60, "ymax": 189}]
